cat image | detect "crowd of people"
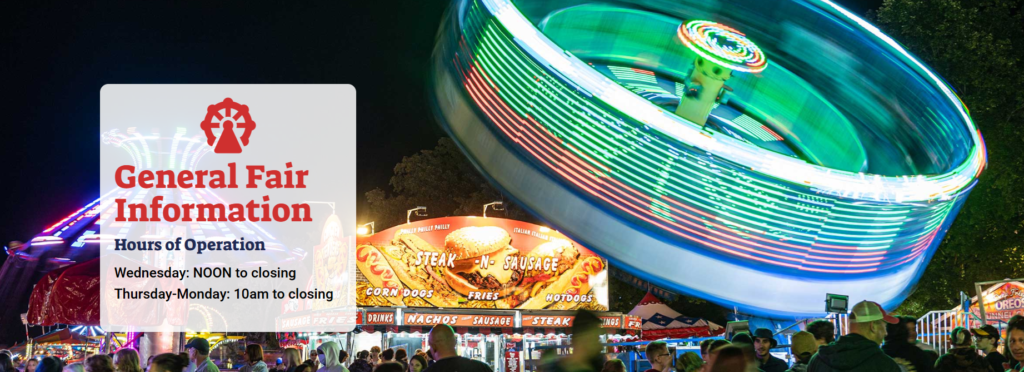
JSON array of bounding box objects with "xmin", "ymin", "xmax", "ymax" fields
[
  {"xmin": 0, "ymin": 304, "xmax": 1020, "ymax": 372},
  {"xmin": 629, "ymin": 302, "xmax": 1024, "ymax": 372}
]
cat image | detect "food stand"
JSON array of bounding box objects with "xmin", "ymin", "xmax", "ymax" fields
[{"xmin": 353, "ymin": 217, "xmax": 615, "ymax": 371}]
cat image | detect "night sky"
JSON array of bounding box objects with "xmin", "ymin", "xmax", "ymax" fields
[{"xmin": 1, "ymin": 0, "xmax": 882, "ymax": 255}]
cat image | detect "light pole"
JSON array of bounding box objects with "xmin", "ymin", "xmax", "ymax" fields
[
  {"xmin": 483, "ymin": 201, "xmax": 504, "ymax": 218},
  {"xmin": 407, "ymin": 207, "xmax": 427, "ymax": 224},
  {"xmin": 357, "ymin": 222, "xmax": 375, "ymax": 236}
]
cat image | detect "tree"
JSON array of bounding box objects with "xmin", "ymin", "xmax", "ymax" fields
[
  {"xmin": 870, "ymin": 0, "xmax": 1024, "ymax": 316},
  {"xmin": 365, "ymin": 137, "xmax": 533, "ymax": 230}
]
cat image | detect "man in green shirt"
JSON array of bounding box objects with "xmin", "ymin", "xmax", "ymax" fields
[{"xmin": 186, "ymin": 337, "xmax": 219, "ymax": 372}]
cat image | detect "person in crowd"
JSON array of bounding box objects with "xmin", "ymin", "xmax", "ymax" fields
[
  {"xmin": 35, "ymin": 357, "xmax": 62, "ymax": 372},
  {"xmin": 788, "ymin": 331, "xmax": 817, "ymax": 372},
  {"xmin": 645, "ymin": 341, "xmax": 672, "ymax": 372},
  {"xmin": 379, "ymin": 351, "xmax": 392, "ymax": 365},
  {"xmin": 537, "ymin": 349, "xmax": 559, "ymax": 371},
  {"xmin": 370, "ymin": 363, "xmax": 402, "ymax": 372},
  {"xmin": 549, "ymin": 310, "xmax": 606, "ymax": 372},
  {"xmin": 283, "ymin": 349, "xmax": 302, "ymax": 372},
  {"xmin": 675, "ymin": 352, "xmax": 704, "ymax": 372},
  {"xmin": 706, "ymin": 340, "xmax": 731, "ymax": 368},
  {"xmin": 752, "ymin": 328, "xmax": 788, "ymax": 372},
  {"xmin": 602, "ymin": 359, "xmax": 626, "ymax": 372},
  {"xmin": 971, "ymin": 325, "xmax": 1006, "ymax": 372},
  {"xmin": 292, "ymin": 365, "xmax": 312, "ymax": 372},
  {"xmin": 114, "ymin": 349, "xmax": 142, "ymax": 372},
  {"xmin": 338, "ymin": 351, "xmax": 349, "ymax": 370},
  {"xmin": 185, "ymin": 337, "xmax": 219, "ymax": 372},
  {"xmin": 392, "ymin": 350, "xmax": 406, "ymax": 371},
  {"xmin": 85, "ymin": 355, "xmax": 114, "ymax": 372},
  {"xmin": 700, "ymin": 340, "xmax": 714, "ymax": 364},
  {"xmin": 63, "ymin": 363, "xmax": 85, "ymax": 372},
  {"xmin": 368, "ymin": 348, "xmax": 380, "ymax": 370},
  {"xmin": 422, "ymin": 324, "xmax": 490, "ymax": 372},
  {"xmin": 882, "ymin": 316, "xmax": 935, "ymax": 372},
  {"xmin": 934, "ymin": 326, "xmax": 989, "ymax": 372},
  {"xmin": 1, "ymin": 353, "xmax": 15, "ymax": 372},
  {"xmin": 348, "ymin": 352, "xmax": 371, "ymax": 372},
  {"xmin": 239, "ymin": 345, "xmax": 268, "ymax": 372},
  {"xmin": 420, "ymin": 352, "xmax": 432, "ymax": 369},
  {"xmin": 145, "ymin": 356, "xmax": 156, "ymax": 372},
  {"xmin": 900, "ymin": 316, "xmax": 939, "ymax": 362},
  {"xmin": 807, "ymin": 301, "xmax": 901, "ymax": 372},
  {"xmin": 709, "ymin": 345, "xmax": 752, "ymax": 372},
  {"xmin": 806, "ymin": 321, "xmax": 836, "ymax": 347},
  {"xmin": 406, "ymin": 355, "xmax": 426, "ymax": 372},
  {"xmin": 26, "ymin": 358, "xmax": 40, "ymax": 372},
  {"xmin": 731, "ymin": 333, "xmax": 754, "ymax": 345},
  {"xmin": 315, "ymin": 341, "xmax": 348, "ymax": 372},
  {"xmin": 1006, "ymin": 315, "xmax": 1024, "ymax": 371},
  {"xmin": 276, "ymin": 358, "xmax": 285, "ymax": 372},
  {"xmin": 148, "ymin": 354, "xmax": 188, "ymax": 372}
]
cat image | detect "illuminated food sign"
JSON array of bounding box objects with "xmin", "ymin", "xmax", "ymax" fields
[
  {"xmin": 403, "ymin": 312, "xmax": 515, "ymax": 327},
  {"xmin": 970, "ymin": 282, "xmax": 1024, "ymax": 322},
  {"xmin": 356, "ymin": 217, "xmax": 608, "ymax": 310}
]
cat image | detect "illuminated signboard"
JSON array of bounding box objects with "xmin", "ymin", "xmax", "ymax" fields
[
  {"xmin": 364, "ymin": 311, "xmax": 397, "ymax": 325},
  {"xmin": 277, "ymin": 311, "xmax": 360, "ymax": 331},
  {"xmin": 970, "ymin": 282, "xmax": 1024, "ymax": 323},
  {"xmin": 521, "ymin": 315, "xmax": 574, "ymax": 327},
  {"xmin": 356, "ymin": 217, "xmax": 608, "ymax": 311},
  {"xmin": 624, "ymin": 315, "xmax": 643, "ymax": 331},
  {"xmin": 403, "ymin": 312, "xmax": 515, "ymax": 327}
]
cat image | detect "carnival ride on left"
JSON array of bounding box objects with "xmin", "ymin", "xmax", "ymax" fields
[{"xmin": 0, "ymin": 128, "xmax": 308, "ymax": 341}]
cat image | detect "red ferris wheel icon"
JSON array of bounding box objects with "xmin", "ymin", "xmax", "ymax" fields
[{"xmin": 200, "ymin": 97, "xmax": 256, "ymax": 154}]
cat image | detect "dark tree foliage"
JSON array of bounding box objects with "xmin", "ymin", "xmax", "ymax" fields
[
  {"xmin": 870, "ymin": 0, "xmax": 1024, "ymax": 316},
  {"xmin": 365, "ymin": 137, "xmax": 533, "ymax": 231}
]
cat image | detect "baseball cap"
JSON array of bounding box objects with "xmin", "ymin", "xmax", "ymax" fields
[
  {"xmin": 791, "ymin": 331, "xmax": 818, "ymax": 357},
  {"xmin": 971, "ymin": 324, "xmax": 1000, "ymax": 338},
  {"xmin": 849, "ymin": 301, "xmax": 898, "ymax": 324},
  {"xmin": 951, "ymin": 326, "xmax": 972, "ymax": 346},
  {"xmin": 184, "ymin": 337, "xmax": 210, "ymax": 355}
]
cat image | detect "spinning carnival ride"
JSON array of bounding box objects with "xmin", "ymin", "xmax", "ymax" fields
[
  {"xmin": 430, "ymin": 0, "xmax": 986, "ymax": 316},
  {"xmin": 1, "ymin": 128, "xmax": 305, "ymax": 333}
]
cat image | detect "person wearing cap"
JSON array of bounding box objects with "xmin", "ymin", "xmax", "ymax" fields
[
  {"xmin": 971, "ymin": 325, "xmax": 1007, "ymax": 372},
  {"xmin": 787, "ymin": 331, "xmax": 817, "ymax": 372},
  {"xmin": 882, "ymin": 316, "xmax": 935, "ymax": 372},
  {"xmin": 807, "ymin": 301, "xmax": 901, "ymax": 372},
  {"xmin": 752, "ymin": 329, "xmax": 788, "ymax": 372},
  {"xmin": 184, "ymin": 338, "xmax": 219, "ymax": 372},
  {"xmin": 934, "ymin": 326, "xmax": 990, "ymax": 372}
]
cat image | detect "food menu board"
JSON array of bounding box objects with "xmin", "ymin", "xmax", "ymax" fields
[
  {"xmin": 356, "ymin": 217, "xmax": 608, "ymax": 310},
  {"xmin": 970, "ymin": 282, "xmax": 1024, "ymax": 323}
]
